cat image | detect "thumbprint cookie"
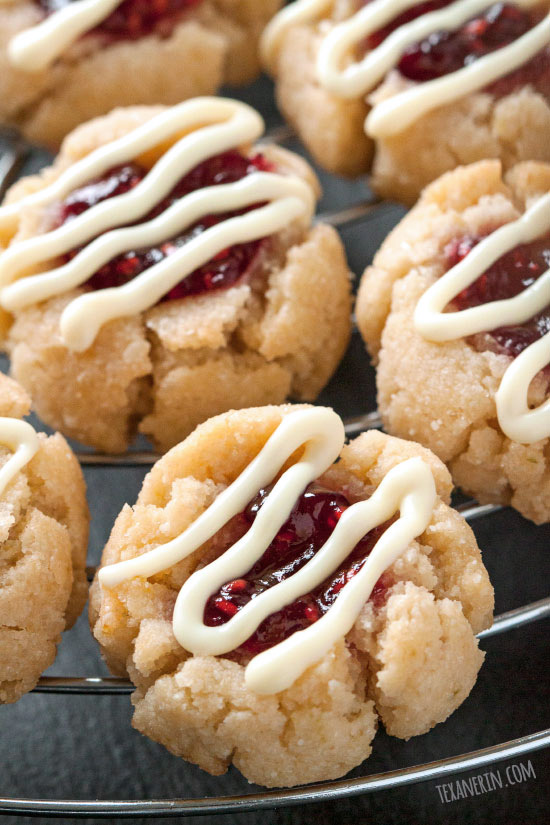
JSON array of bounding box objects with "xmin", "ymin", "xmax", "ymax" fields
[
  {"xmin": 262, "ymin": 0, "xmax": 550, "ymax": 204},
  {"xmin": 0, "ymin": 372, "xmax": 89, "ymax": 703},
  {"xmin": 357, "ymin": 159, "xmax": 550, "ymax": 524},
  {"xmin": 0, "ymin": 0, "xmax": 283, "ymax": 147},
  {"xmin": 90, "ymin": 405, "xmax": 493, "ymax": 787},
  {"xmin": 0, "ymin": 98, "xmax": 352, "ymax": 454}
]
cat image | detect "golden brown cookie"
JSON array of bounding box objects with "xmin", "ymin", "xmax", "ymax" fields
[
  {"xmin": 356, "ymin": 159, "xmax": 550, "ymax": 523},
  {"xmin": 0, "ymin": 102, "xmax": 352, "ymax": 453},
  {"xmin": 0, "ymin": 0, "xmax": 283, "ymax": 148},
  {"xmin": 90, "ymin": 404, "xmax": 493, "ymax": 787},
  {"xmin": 0, "ymin": 373, "xmax": 89, "ymax": 703},
  {"xmin": 264, "ymin": 0, "xmax": 550, "ymax": 203}
]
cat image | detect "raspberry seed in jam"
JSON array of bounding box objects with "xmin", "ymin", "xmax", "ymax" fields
[
  {"xmin": 56, "ymin": 150, "xmax": 274, "ymax": 302},
  {"xmin": 37, "ymin": 0, "xmax": 202, "ymax": 41},
  {"xmin": 364, "ymin": 0, "xmax": 550, "ymax": 99},
  {"xmin": 445, "ymin": 231, "xmax": 550, "ymax": 359},
  {"xmin": 204, "ymin": 483, "xmax": 393, "ymax": 657}
]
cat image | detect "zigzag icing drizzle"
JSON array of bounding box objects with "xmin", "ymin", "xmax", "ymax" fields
[
  {"xmin": 0, "ymin": 417, "xmax": 39, "ymax": 499},
  {"xmin": 0, "ymin": 98, "xmax": 315, "ymax": 353},
  {"xmin": 261, "ymin": 0, "xmax": 550, "ymax": 137},
  {"xmin": 414, "ymin": 194, "xmax": 550, "ymax": 444},
  {"xmin": 98, "ymin": 407, "xmax": 437, "ymax": 694},
  {"xmin": 6, "ymin": 0, "xmax": 124, "ymax": 72}
]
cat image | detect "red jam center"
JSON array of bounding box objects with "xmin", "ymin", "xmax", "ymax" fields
[
  {"xmin": 365, "ymin": 0, "xmax": 455, "ymax": 51},
  {"xmin": 204, "ymin": 483, "xmax": 392, "ymax": 657},
  {"xmin": 364, "ymin": 1, "xmax": 549, "ymax": 98},
  {"xmin": 55, "ymin": 150, "xmax": 274, "ymax": 302},
  {"xmin": 444, "ymin": 232, "xmax": 550, "ymax": 358},
  {"xmin": 37, "ymin": 0, "xmax": 202, "ymax": 41}
]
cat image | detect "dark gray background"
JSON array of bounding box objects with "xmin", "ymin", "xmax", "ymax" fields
[{"xmin": 0, "ymin": 75, "xmax": 548, "ymax": 825}]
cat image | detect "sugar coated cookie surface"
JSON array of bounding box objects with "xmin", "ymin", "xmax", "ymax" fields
[
  {"xmin": 0, "ymin": 0, "xmax": 283, "ymax": 147},
  {"xmin": 0, "ymin": 102, "xmax": 352, "ymax": 453},
  {"xmin": 0, "ymin": 373, "xmax": 89, "ymax": 703},
  {"xmin": 264, "ymin": 0, "xmax": 550, "ymax": 202},
  {"xmin": 90, "ymin": 405, "xmax": 493, "ymax": 787},
  {"xmin": 356, "ymin": 159, "xmax": 550, "ymax": 524}
]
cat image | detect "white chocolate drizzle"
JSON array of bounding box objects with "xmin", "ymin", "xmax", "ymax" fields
[
  {"xmin": 414, "ymin": 194, "xmax": 550, "ymax": 444},
  {"xmin": 99, "ymin": 407, "xmax": 437, "ymax": 695},
  {"xmin": 0, "ymin": 417, "xmax": 39, "ymax": 499},
  {"xmin": 7, "ymin": 0, "xmax": 126, "ymax": 72},
  {"xmin": 261, "ymin": 0, "xmax": 550, "ymax": 137},
  {"xmin": 0, "ymin": 98, "xmax": 315, "ymax": 353}
]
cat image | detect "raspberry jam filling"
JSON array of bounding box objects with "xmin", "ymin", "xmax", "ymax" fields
[
  {"xmin": 55, "ymin": 150, "xmax": 274, "ymax": 302},
  {"xmin": 444, "ymin": 232, "xmax": 550, "ymax": 359},
  {"xmin": 364, "ymin": 1, "xmax": 549, "ymax": 98},
  {"xmin": 365, "ymin": 0, "xmax": 455, "ymax": 51},
  {"xmin": 36, "ymin": 0, "xmax": 202, "ymax": 41},
  {"xmin": 204, "ymin": 483, "xmax": 393, "ymax": 657}
]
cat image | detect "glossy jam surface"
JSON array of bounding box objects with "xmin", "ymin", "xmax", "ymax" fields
[
  {"xmin": 56, "ymin": 150, "xmax": 273, "ymax": 302},
  {"xmin": 37, "ymin": 0, "xmax": 202, "ymax": 41},
  {"xmin": 445, "ymin": 232, "xmax": 550, "ymax": 358},
  {"xmin": 365, "ymin": 0, "xmax": 454, "ymax": 51},
  {"xmin": 364, "ymin": 1, "xmax": 549, "ymax": 98},
  {"xmin": 204, "ymin": 483, "xmax": 392, "ymax": 656},
  {"xmin": 397, "ymin": 3, "xmax": 534, "ymax": 81}
]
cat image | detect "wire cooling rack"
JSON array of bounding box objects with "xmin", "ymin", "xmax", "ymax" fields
[{"xmin": 0, "ymin": 111, "xmax": 549, "ymax": 819}]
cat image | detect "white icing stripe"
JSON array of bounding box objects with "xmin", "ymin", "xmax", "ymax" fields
[
  {"xmin": 414, "ymin": 194, "xmax": 550, "ymax": 444},
  {"xmin": 0, "ymin": 98, "xmax": 264, "ymax": 235},
  {"xmin": 261, "ymin": 0, "xmax": 550, "ymax": 138},
  {"xmin": 0, "ymin": 418, "xmax": 39, "ymax": 499},
  {"xmin": 496, "ymin": 332, "xmax": 550, "ymax": 442},
  {"xmin": 261, "ymin": 0, "xmax": 332, "ymax": 73},
  {"xmin": 367, "ymin": 13, "xmax": 550, "ymax": 137},
  {"xmin": 8, "ymin": 0, "xmax": 124, "ymax": 72},
  {"xmin": 99, "ymin": 407, "xmax": 437, "ymax": 695},
  {"xmin": 1, "ymin": 175, "xmax": 312, "ymax": 352},
  {"xmin": 318, "ymin": 0, "xmax": 503, "ymax": 99},
  {"xmin": 0, "ymin": 98, "xmax": 315, "ymax": 352}
]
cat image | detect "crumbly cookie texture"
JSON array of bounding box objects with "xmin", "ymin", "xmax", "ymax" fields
[
  {"xmin": 90, "ymin": 405, "xmax": 493, "ymax": 787},
  {"xmin": 0, "ymin": 373, "xmax": 89, "ymax": 703},
  {"xmin": 369, "ymin": 69, "xmax": 550, "ymax": 205},
  {"xmin": 356, "ymin": 159, "xmax": 550, "ymax": 524},
  {"xmin": 272, "ymin": 21, "xmax": 373, "ymax": 178},
  {"xmin": 0, "ymin": 0, "xmax": 283, "ymax": 148},
  {"xmin": 1, "ymin": 106, "xmax": 352, "ymax": 454},
  {"xmin": 268, "ymin": 3, "xmax": 550, "ymax": 201}
]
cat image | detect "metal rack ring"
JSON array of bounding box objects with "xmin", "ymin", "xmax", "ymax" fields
[{"xmin": 0, "ymin": 120, "xmax": 548, "ymax": 819}]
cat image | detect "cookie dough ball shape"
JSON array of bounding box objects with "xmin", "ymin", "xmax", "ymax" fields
[
  {"xmin": 0, "ymin": 102, "xmax": 352, "ymax": 454},
  {"xmin": 263, "ymin": 0, "xmax": 550, "ymax": 203},
  {"xmin": 356, "ymin": 159, "xmax": 550, "ymax": 524},
  {"xmin": 90, "ymin": 404, "xmax": 493, "ymax": 787},
  {"xmin": 0, "ymin": 0, "xmax": 284, "ymax": 147},
  {"xmin": 269, "ymin": 18, "xmax": 374, "ymax": 178},
  {"xmin": 0, "ymin": 373, "xmax": 89, "ymax": 703}
]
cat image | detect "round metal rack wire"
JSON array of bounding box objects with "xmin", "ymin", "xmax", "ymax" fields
[{"xmin": 0, "ymin": 122, "xmax": 548, "ymax": 819}]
